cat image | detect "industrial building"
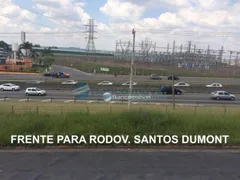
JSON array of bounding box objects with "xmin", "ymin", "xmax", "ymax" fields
[{"xmin": 0, "ymin": 47, "xmax": 7, "ymax": 64}]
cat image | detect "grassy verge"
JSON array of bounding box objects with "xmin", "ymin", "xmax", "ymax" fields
[
  {"xmin": 53, "ymin": 55, "xmax": 240, "ymax": 78},
  {"xmin": 0, "ymin": 101, "xmax": 239, "ymax": 147},
  {"xmin": 0, "ymin": 67, "xmax": 44, "ymax": 74}
]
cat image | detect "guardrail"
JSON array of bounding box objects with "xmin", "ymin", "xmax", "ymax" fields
[{"xmin": 0, "ymin": 96, "xmax": 239, "ymax": 107}]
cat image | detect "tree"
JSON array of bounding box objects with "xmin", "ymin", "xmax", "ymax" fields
[
  {"xmin": 0, "ymin": 41, "xmax": 11, "ymax": 52},
  {"xmin": 32, "ymin": 47, "xmax": 54, "ymax": 69},
  {"xmin": 29, "ymin": 49, "xmax": 39, "ymax": 59},
  {"xmin": 20, "ymin": 41, "xmax": 33, "ymax": 49},
  {"xmin": 19, "ymin": 41, "xmax": 33, "ymax": 57},
  {"xmin": 33, "ymin": 44, "xmax": 41, "ymax": 47},
  {"xmin": 42, "ymin": 47, "xmax": 53, "ymax": 57},
  {"xmin": 41, "ymin": 48, "xmax": 54, "ymax": 67}
]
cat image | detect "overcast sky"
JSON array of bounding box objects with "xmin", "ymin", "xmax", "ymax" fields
[{"xmin": 0, "ymin": 0, "xmax": 240, "ymax": 53}]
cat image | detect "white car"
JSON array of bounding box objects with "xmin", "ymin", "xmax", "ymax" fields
[
  {"xmin": 211, "ymin": 91, "xmax": 235, "ymax": 100},
  {"xmin": 0, "ymin": 83, "xmax": 20, "ymax": 91},
  {"xmin": 61, "ymin": 80, "xmax": 78, "ymax": 85},
  {"xmin": 25, "ymin": 87, "xmax": 46, "ymax": 96},
  {"xmin": 174, "ymin": 82, "xmax": 190, "ymax": 87},
  {"xmin": 122, "ymin": 81, "xmax": 137, "ymax": 86},
  {"xmin": 97, "ymin": 81, "xmax": 113, "ymax": 86},
  {"xmin": 206, "ymin": 83, "xmax": 223, "ymax": 87},
  {"xmin": 27, "ymin": 80, "xmax": 44, "ymax": 84}
]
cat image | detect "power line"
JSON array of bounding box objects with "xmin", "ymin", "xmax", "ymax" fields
[{"xmin": 0, "ymin": 29, "xmax": 240, "ymax": 36}]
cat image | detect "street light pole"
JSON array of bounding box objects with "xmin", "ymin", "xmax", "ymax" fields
[
  {"xmin": 128, "ymin": 29, "xmax": 136, "ymax": 111},
  {"xmin": 172, "ymin": 40, "xmax": 176, "ymax": 110}
]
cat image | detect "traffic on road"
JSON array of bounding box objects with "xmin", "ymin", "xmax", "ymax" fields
[
  {"xmin": 0, "ymin": 81, "xmax": 237, "ymax": 104},
  {"xmin": 0, "ymin": 66, "xmax": 239, "ymax": 104}
]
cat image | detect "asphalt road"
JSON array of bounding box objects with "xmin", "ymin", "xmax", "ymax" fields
[
  {"xmin": 1, "ymin": 65, "xmax": 240, "ymax": 85},
  {"xmin": 0, "ymin": 90, "xmax": 239, "ymax": 105},
  {"xmin": 0, "ymin": 150, "xmax": 239, "ymax": 180}
]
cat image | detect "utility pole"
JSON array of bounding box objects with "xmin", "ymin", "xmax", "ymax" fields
[
  {"xmin": 234, "ymin": 52, "xmax": 239, "ymax": 76},
  {"xmin": 228, "ymin": 51, "xmax": 233, "ymax": 79},
  {"xmin": 128, "ymin": 29, "xmax": 136, "ymax": 111},
  {"xmin": 172, "ymin": 40, "xmax": 176, "ymax": 110}
]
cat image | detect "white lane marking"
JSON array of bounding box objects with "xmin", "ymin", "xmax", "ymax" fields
[
  {"xmin": 19, "ymin": 99, "xmax": 30, "ymax": 102},
  {"xmin": 41, "ymin": 99, "xmax": 52, "ymax": 102},
  {"xmin": 64, "ymin": 100, "xmax": 74, "ymax": 103},
  {"xmin": 87, "ymin": 101, "xmax": 96, "ymax": 103},
  {"xmin": 176, "ymin": 103, "xmax": 204, "ymax": 107}
]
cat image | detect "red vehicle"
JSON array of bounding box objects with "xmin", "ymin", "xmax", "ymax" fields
[{"xmin": 55, "ymin": 72, "xmax": 70, "ymax": 78}]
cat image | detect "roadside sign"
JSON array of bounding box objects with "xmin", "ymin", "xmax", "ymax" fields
[{"xmin": 100, "ymin": 67, "xmax": 109, "ymax": 72}]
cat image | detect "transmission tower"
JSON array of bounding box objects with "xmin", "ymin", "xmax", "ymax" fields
[{"xmin": 84, "ymin": 19, "xmax": 97, "ymax": 53}]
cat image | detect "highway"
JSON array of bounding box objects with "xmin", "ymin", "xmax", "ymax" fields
[
  {"xmin": 0, "ymin": 65, "xmax": 239, "ymax": 105},
  {"xmin": 0, "ymin": 90, "xmax": 239, "ymax": 105},
  {"xmin": 0, "ymin": 149, "xmax": 239, "ymax": 180},
  {"xmin": 0, "ymin": 65, "xmax": 240, "ymax": 85}
]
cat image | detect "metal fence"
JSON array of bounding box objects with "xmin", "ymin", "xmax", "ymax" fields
[{"xmin": 0, "ymin": 98, "xmax": 237, "ymax": 116}]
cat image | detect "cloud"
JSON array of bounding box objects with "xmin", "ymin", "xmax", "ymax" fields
[
  {"xmin": 0, "ymin": 0, "xmax": 36, "ymax": 23},
  {"xmin": 100, "ymin": 0, "xmax": 145, "ymax": 21},
  {"xmin": 0, "ymin": 0, "xmax": 37, "ymax": 35},
  {"xmin": 33, "ymin": 0, "xmax": 90, "ymax": 25},
  {"xmin": 0, "ymin": 0, "xmax": 240, "ymax": 53}
]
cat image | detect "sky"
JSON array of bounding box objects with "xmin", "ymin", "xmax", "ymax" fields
[{"xmin": 0, "ymin": 0, "xmax": 240, "ymax": 54}]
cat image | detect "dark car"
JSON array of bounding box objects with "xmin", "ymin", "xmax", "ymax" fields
[
  {"xmin": 53, "ymin": 72, "xmax": 70, "ymax": 78},
  {"xmin": 43, "ymin": 72, "xmax": 52, "ymax": 77},
  {"xmin": 43, "ymin": 72, "xmax": 57, "ymax": 77},
  {"xmin": 159, "ymin": 86, "xmax": 182, "ymax": 95},
  {"xmin": 168, "ymin": 76, "xmax": 179, "ymax": 80},
  {"xmin": 150, "ymin": 74, "xmax": 162, "ymax": 80}
]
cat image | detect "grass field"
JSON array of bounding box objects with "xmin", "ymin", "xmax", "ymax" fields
[
  {"xmin": 0, "ymin": 101, "xmax": 239, "ymax": 147},
  {"xmin": 53, "ymin": 54, "xmax": 240, "ymax": 78},
  {"xmin": 0, "ymin": 101, "xmax": 238, "ymax": 115}
]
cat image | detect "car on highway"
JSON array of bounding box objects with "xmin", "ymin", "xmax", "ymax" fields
[
  {"xmin": 211, "ymin": 91, "xmax": 235, "ymax": 100},
  {"xmin": 206, "ymin": 83, "xmax": 223, "ymax": 87},
  {"xmin": 174, "ymin": 82, "xmax": 190, "ymax": 87},
  {"xmin": 25, "ymin": 87, "xmax": 46, "ymax": 96},
  {"xmin": 97, "ymin": 81, "xmax": 113, "ymax": 86},
  {"xmin": 0, "ymin": 83, "xmax": 20, "ymax": 91},
  {"xmin": 27, "ymin": 80, "xmax": 44, "ymax": 84},
  {"xmin": 43, "ymin": 72, "xmax": 55, "ymax": 77},
  {"xmin": 159, "ymin": 86, "xmax": 183, "ymax": 95},
  {"xmin": 53, "ymin": 72, "xmax": 70, "ymax": 78},
  {"xmin": 150, "ymin": 74, "xmax": 162, "ymax": 80},
  {"xmin": 61, "ymin": 80, "xmax": 78, "ymax": 85},
  {"xmin": 168, "ymin": 75, "xmax": 179, "ymax": 80},
  {"xmin": 121, "ymin": 81, "xmax": 137, "ymax": 86}
]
